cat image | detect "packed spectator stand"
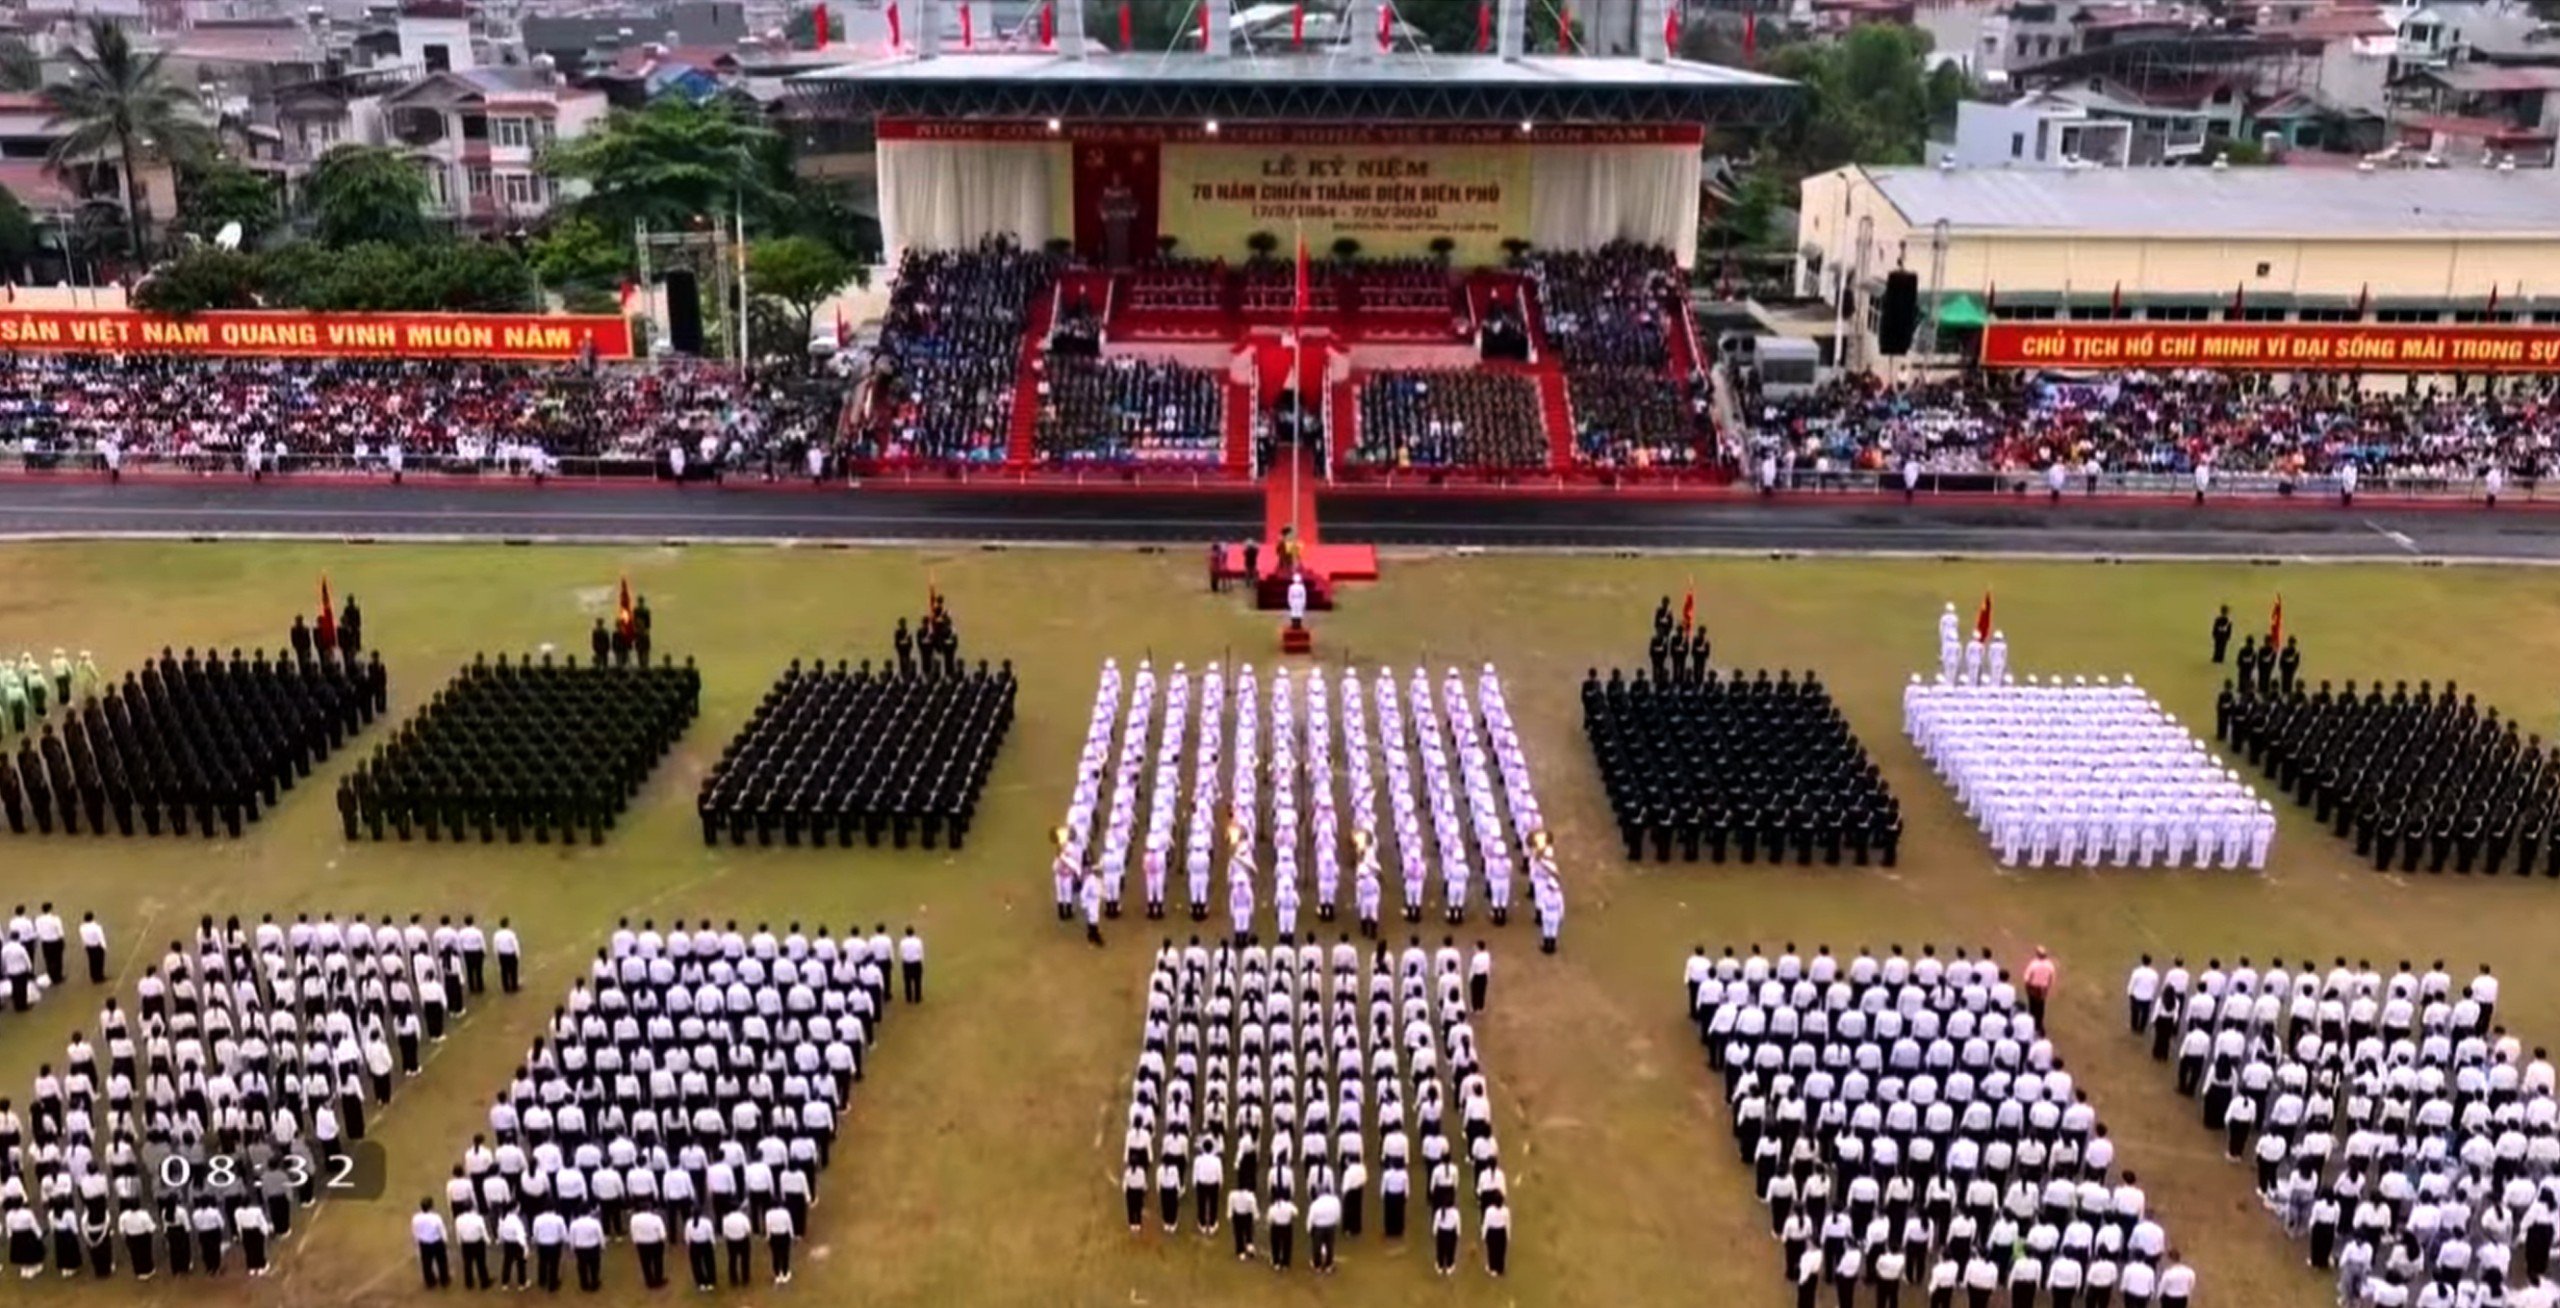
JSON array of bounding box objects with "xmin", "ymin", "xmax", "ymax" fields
[
  {"xmin": 1032, "ymin": 355, "xmax": 1227, "ymax": 466},
  {"xmin": 0, "ymin": 357, "xmax": 848, "ymax": 475},
  {"xmin": 1529, "ymin": 242, "xmax": 1717, "ymax": 470},
  {"xmin": 1747, "ymin": 372, "xmax": 2560, "ymax": 485},
  {"xmin": 1352, "ymin": 370, "xmax": 1545, "ymax": 471},
  {"xmin": 851, "ymin": 238, "xmax": 1062, "ymax": 466}
]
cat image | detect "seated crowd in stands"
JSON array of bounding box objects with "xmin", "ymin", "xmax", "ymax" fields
[
  {"xmin": 853, "ymin": 238, "xmax": 1061, "ymax": 464},
  {"xmin": 0, "ymin": 357, "xmax": 841, "ymax": 469},
  {"xmin": 1127, "ymin": 257, "xmax": 1224, "ymax": 313},
  {"xmin": 1354, "ymin": 369, "xmax": 1546, "ymax": 471},
  {"xmin": 1032, "ymin": 355, "xmax": 1226, "ymax": 465},
  {"xmin": 1747, "ymin": 372, "xmax": 2560, "ymax": 480},
  {"xmin": 1574, "ymin": 370, "xmax": 1711, "ymax": 470}
]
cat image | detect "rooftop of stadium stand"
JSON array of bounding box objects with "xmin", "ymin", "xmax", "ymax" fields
[
  {"xmin": 784, "ymin": 49, "xmax": 1797, "ymax": 127},
  {"xmin": 1853, "ymin": 163, "xmax": 2560, "ymax": 238}
]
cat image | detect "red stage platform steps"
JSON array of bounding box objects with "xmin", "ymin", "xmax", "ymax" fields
[{"xmin": 1212, "ymin": 447, "xmax": 1378, "ymax": 611}]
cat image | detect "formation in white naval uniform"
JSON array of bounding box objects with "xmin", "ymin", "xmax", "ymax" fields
[
  {"xmin": 1056, "ymin": 660, "xmax": 1564, "ymax": 952},
  {"xmin": 1906, "ymin": 627, "xmax": 2273, "ymax": 871},
  {"xmin": 2124, "ymin": 955, "xmax": 2555, "ymax": 1308}
]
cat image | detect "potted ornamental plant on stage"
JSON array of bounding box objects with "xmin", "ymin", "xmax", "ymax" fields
[{"xmin": 1247, "ymin": 230, "xmax": 1279, "ymax": 265}]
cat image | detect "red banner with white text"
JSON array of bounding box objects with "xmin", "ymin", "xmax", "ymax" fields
[
  {"xmin": 1980, "ymin": 322, "xmax": 2560, "ymax": 373},
  {"xmin": 876, "ymin": 119, "xmax": 1708, "ymax": 146},
  {"xmin": 0, "ymin": 310, "xmax": 634, "ymax": 360}
]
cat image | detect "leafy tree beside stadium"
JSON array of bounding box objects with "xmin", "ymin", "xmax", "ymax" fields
[
  {"xmin": 303, "ymin": 144, "xmax": 437, "ymax": 248},
  {"xmin": 176, "ymin": 155, "xmax": 281, "ymax": 245},
  {"xmin": 1760, "ymin": 26, "xmax": 1965, "ymax": 175},
  {"xmin": 748, "ymin": 234, "xmax": 860, "ymax": 346},
  {"xmin": 41, "ymin": 18, "xmax": 216, "ymax": 259},
  {"xmin": 545, "ymin": 98, "xmax": 780, "ymax": 237}
]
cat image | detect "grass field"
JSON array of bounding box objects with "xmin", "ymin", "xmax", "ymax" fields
[{"xmin": 5, "ymin": 540, "xmax": 2560, "ymax": 1308}]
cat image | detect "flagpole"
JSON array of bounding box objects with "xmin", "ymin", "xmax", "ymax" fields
[{"xmin": 1292, "ymin": 220, "xmax": 1304, "ymax": 542}]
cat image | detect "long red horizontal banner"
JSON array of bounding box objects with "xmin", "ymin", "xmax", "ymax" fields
[
  {"xmin": 0, "ymin": 310, "xmax": 634, "ymax": 360},
  {"xmin": 1981, "ymin": 322, "xmax": 2560, "ymax": 373},
  {"xmin": 877, "ymin": 119, "xmax": 1705, "ymax": 146}
]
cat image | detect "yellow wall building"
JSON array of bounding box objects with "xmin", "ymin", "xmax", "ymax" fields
[{"xmin": 1796, "ymin": 163, "xmax": 2560, "ymax": 373}]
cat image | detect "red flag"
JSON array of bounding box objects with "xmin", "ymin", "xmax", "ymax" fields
[
  {"xmin": 2489, "ymin": 283, "xmax": 2502, "ymax": 313},
  {"xmin": 1292, "ymin": 233, "xmax": 1309, "ymax": 326},
  {"xmin": 1039, "ymin": 1, "xmax": 1054, "ymax": 46},
  {"xmin": 1985, "ymin": 283, "xmax": 1997, "ymax": 314},
  {"xmin": 1117, "ymin": 0, "xmax": 1130, "ymax": 46},
  {"xmin": 1292, "ymin": 1, "xmax": 1305, "ymax": 46},
  {"xmin": 2355, "ymin": 282, "xmax": 2370, "ymax": 317},
  {"xmin": 1741, "ymin": 10, "xmax": 1756, "ymax": 59},
  {"xmin": 618, "ymin": 278, "xmax": 638, "ymax": 313},
  {"xmin": 1377, "ymin": 1, "xmax": 1392, "ymax": 50},
  {"xmin": 887, "ymin": 0, "xmax": 902, "ymax": 46},
  {"xmin": 2268, "ymin": 594, "xmax": 2283, "ymax": 648},
  {"xmin": 1476, "ymin": 0, "xmax": 1492, "ymax": 49},
  {"xmin": 2110, "ymin": 281, "xmax": 2122, "ymax": 315},
  {"xmin": 2232, "ymin": 282, "xmax": 2245, "ymax": 315},
  {"xmin": 833, "ymin": 305, "xmax": 848, "ymax": 348},
  {"xmin": 959, "ymin": 1, "xmax": 973, "ymax": 47},
  {"xmin": 617, "ymin": 577, "xmax": 636, "ymax": 641},
  {"xmin": 812, "ymin": 2, "xmax": 828, "ymax": 47},
  {"xmin": 1974, "ymin": 590, "xmax": 1993, "ymax": 644},
  {"xmin": 316, "ymin": 575, "xmax": 337, "ymax": 648},
  {"xmin": 1559, "ymin": 4, "xmax": 1575, "ymax": 51},
  {"xmin": 4, "ymin": 282, "xmax": 13, "ymax": 304},
  {"xmin": 1199, "ymin": 2, "xmax": 1210, "ymax": 48},
  {"xmin": 1680, "ymin": 579, "xmax": 1696, "ymax": 634},
  {"xmin": 1665, "ymin": 5, "xmax": 1678, "ymax": 49}
]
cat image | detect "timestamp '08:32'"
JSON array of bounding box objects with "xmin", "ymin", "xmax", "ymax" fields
[{"xmin": 154, "ymin": 1142, "xmax": 388, "ymax": 1200}]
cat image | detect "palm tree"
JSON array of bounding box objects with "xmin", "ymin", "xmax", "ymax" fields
[{"xmin": 41, "ymin": 18, "xmax": 214, "ymax": 260}]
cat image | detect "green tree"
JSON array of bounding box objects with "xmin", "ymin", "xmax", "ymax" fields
[
  {"xmin": 783, "ymin": 5, "xmax": 846, "ymax": 47},
  {"xmin": 531, "ymin": 215, "xmax": 628, "ymax": 297},
  {"xmin": 0, "ymin": 186, "xmax": 37, "ymax": 278},
  {"xmin": 1084, "ymin": 0, "xmax": 1188, "ymax": 50},
  {"xmin": 303, "ymin": 144, "xmax": 435, "ymax": 248},
  {"xmin": 544, "ymin": 98, "xmax": 779, "ymax": 237},
  {"xmin": 41, "ymin": 18, "xmax": 216, "ymax": 259},
  {"xmin": 1761, "ymin": 25, "xmax": 1945, "ymax": 177},
  {"xmin": 0, "ymin": 38, "xmax": 42, "ymax": 92},
  {"xmin": 406, "ymin": 240, "xmax": 538, "ymax": 311},
  {"xmin": 132, "ymin": 245, "xmax": 262, "ymax": 313},
  {"xmin": 748, "ymin": 234, "xmax": 858, "ymax": 345},
  {"xmin": 175, "ymin": 155, "xmax": 280, "ymax": 245}
]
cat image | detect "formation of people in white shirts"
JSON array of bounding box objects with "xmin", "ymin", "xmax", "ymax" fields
[
  {"xmin": 1692, "ymin": 942, "xmax": 2199, "ymax": 1308},
  {"xmin": 2126, "ymin": 953, "xmax": 2560, "ymax": 1308},
  {"xmin": 1123, "ymin": 934, "xmax": 1510, "ymax": 1276},
  {"xmin": 1, "ymin": 903, "xmax": 104, "ymax": 1020},
  {"xmin": 408, "ymin": 919, "xmax": 924, "ymax": 1293},
  {"xmin": 1910, "ymin": 605, "xmax": 2273, "ymax": 871},
  {"xmin": 4, "ymin": 910, "xmax": 511, "ymax": 1281},
  {"xmin": 1057, "ymin": 659, "xmax": 1563, "ymax": 952}
]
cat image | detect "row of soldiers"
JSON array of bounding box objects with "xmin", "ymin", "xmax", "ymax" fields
[
  {"xmin": 0, "ymin": 642, "xmax": 384, "ymax": 839},
  {"xmin": 697, "ymin": 650, "xmax": 1016, "ymax": 850},
  {"xmin": 337, "ymin": 651, "xmax": 697, "ymax": 844},
  {"xmin": 2217, "ymin": 667, "xmax": 2560, "ymax": 875},
  {"xmin": 1584, "ymin": 648, "xmax": 1903, "ymax": 867},
  {"xmin": 892, "ymin": 594, "xmax": 961, "ymax": 679},
  {"xmin": 2, "ymin": 651, "xmax": 98, "ymax": 737}
]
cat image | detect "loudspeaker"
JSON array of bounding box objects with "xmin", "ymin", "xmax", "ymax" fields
[
  {"xmin": 665, "ymin": 270, "xmax": 703, "ymax": 355},
  {"xmin": 1877, "ymin": 269, "xmax": 1920, "ymax": 357}
]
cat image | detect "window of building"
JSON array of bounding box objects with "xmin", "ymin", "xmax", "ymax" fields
[
  {"xmin": 467, "ymin": 166, "xmax": 491, "ymax": 196},
  {"xmin": 1997, "ymin": 305, "xmax": 2058, "ymax": 321},
  {"xmin": 2010, "ymin": 131, "xmax": 2024, "ymax": 158},
  {"xmin": 2066, "ymin": 305, "xmax": 2129, "ymax": 321},
  {"xmin": 2376, "ymin": 308, "xmax": 2439, "ymax": 323},
  {"xmin": 2145, "ymin": 305, "xmax": 2209, "ymax": 321},
  {"xmin": 2533, "ymin": 310, "xmax": 2560, "ymax": 325},
  {"xmin": 500, "ymin": 172, "xmax": 541, "ymax": 206},
  {"xmin": 494, "ymin": 116, "xmax": 530, "ymax": 148},
  {"xmin": 424, "ymin": 43, "xmax": 451, "ymax": 72},
  {"xmin": 2297, "ymin": 307, "xmax": 2361, "ymax": 323},
  {"xmin": 2236, "ymin": 307, "xmax": 2287, "ymax": 322},
  {"xmin": 2453, "ymin": 310, "xmax": 2517, "ymax": 324}
]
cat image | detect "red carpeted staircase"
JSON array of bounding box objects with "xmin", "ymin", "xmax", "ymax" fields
[
  {"xmin": 1004, "ymin": 280, "xmax": 1061, "ymax": 465},
  {"xmin": 1328, "ymin": 375, "xmax": 1360, "ymax": 468},
  {"xmin": 1222, "ymin": 378, "xmax": 1253, "ymax": 473},
  {"xmin": 1536, "ymin": 370, "xmax": 1574, "ymax": 470}
]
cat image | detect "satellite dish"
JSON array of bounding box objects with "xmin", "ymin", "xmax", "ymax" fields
[{"xmin": 215, "ymin": 221, "xmax": 243, "ymax": 250}]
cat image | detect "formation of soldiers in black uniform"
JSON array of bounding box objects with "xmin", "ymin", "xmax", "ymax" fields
[
  {"xmin": 698, "ymin": 595, "xmax": 1014, "ymax": 850},
  {"xmin": 339, "ymin": 648, "xmax": 698, "ymax": 845},
  {"xmin": 2217, "ymin": 659, "xmax": 2560, "ymax": 877},
  {"xmin": 1584, "ymin": 599, "xmax": 1902, "ymax": 866},
  {"xmin": 0, "ymin": 604, "xmax": 382, "ymax": 839}
]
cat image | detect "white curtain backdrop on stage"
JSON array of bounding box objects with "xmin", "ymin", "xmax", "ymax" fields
[
  {"xmin": 879, "ymin": 140, "xmax": 1060, "ymax": 255},
  {"xmin": 1528, "ymin": 146, "xmax": 1702, "ymax": 268}
]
